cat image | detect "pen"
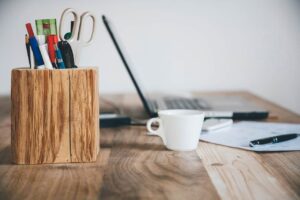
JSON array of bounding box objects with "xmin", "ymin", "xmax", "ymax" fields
[
  {"xmin": 249, "ymin": 133, "xmax": 299, "ymax": 147},
  {"xmin": 26, "ymin": 23, "xmax": 44, "ymax": 67},
  {"xmin": 55, "ymin": 44, "xmax": 65, "ymax": 69},
  {"xmin": 25, "ymin": 34, "xmax": 31, "ymax": 67},
  {"xmin": 40, "ymin": 44, "xmax": 53, "ymax": 69},
  {"xmin": 47, "ymin": 35, "xmax": 57, "ymax": 69},
  {"xmin": 36, "ymin": 35, "xmax": 53, "ymax": 69},
  {"xmin": 30, "ymin": 46, "xmax": 35, "ymax": 69},
  {"xmin": 58, "ymin": 41, "xmax": 76, "ymax": 68}
]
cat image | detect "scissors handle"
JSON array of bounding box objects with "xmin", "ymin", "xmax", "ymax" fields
[
  {"xmin": 77, "ymin": 11, "xmax": 96, "ymax": 46},
  {"xmin": 59, "ymin": 8, "xmax": 79, "ymax": 42}
]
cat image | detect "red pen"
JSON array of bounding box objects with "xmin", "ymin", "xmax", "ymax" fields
[
  {"xmin": 47, "ymin": 35, "xmax": 57, "ymax": 68},
  {"xmin": 53, "ymin": 35, "xmax": 58, "ymax": 44}
]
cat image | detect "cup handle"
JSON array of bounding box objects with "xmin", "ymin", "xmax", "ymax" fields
[{"xmin": 146, "ymin": 118, "xmax": 166, "ymax": 145}]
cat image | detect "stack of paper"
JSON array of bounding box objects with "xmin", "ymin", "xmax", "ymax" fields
[{"xmin": 200, "ymin": 122, "xmax": 300, "ymax": 152}]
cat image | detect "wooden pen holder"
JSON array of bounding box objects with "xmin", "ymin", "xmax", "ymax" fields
[{"xmin": 11, "ymin": 68, "xmax": 100, "ymax": 164}]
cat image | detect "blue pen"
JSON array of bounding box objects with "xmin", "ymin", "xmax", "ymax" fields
[
  {"xmin": 55, "ymin": 44, "xmax": 65, "ymax": 69},
  {"xmin": 26, "ymin": 23, "xmax": 44, "ymax": 67}
]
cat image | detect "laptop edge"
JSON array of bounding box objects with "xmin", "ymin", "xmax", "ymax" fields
[{"xmin": 102, "ymin": 15, "xmax": 269, "ymax": 120}]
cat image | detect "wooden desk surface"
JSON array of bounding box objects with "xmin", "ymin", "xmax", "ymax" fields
[{"xmin": 0, "ymin": 91, "xmax": 299, "ymax": 200}]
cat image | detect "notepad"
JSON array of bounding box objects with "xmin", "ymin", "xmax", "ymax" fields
[{"xmin": 200, "ymin": 121, "xmax": 300, "ymax": 152}]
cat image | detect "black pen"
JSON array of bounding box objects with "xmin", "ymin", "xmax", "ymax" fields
[
  {"xmin": 249, "ymin": 133, "xmax": 299, "ymax": 147},
  {"xmin": 25, "ymin": 34, "xmax": 31, "ymax": 67}
]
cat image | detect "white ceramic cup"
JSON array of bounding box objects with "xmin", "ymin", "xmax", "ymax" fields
[{"xmin": 146, "ymin": 109, "xmax": 205, "ymax": 151}]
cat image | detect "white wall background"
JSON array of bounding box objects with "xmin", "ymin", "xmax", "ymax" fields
[{"xmin": 0, "ymin": 0, "xmax": 300, "ymax": 114}]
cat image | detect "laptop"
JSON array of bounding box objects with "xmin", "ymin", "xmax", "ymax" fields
[{"xmin": 102, "ymin": 15, "xmax": 269, "ymax": 120}]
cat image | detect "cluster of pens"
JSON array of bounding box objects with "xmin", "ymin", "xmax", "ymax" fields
[{"xmin": 25, "ymin": 19, "xmax": 75, "ymax": 69}]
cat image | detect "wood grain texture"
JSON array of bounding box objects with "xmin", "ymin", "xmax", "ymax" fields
[
  {"xmin": 100, "ymin": 126, "xmax": 220, "ymax": 200},
  {"xmin": 261, "ymin": 152, "xmax": 300, "ymax": 197},
  {"xmin": 11, "ymin": 68, "xmax": 99, "ymax": 164},
  {"xmin": 192, "ymin": 91, "xmax": 300, "ymax": 200},
  {"xmin": 11, "ymin": 69, "xmax": 70, "ymax": 164},
  {"xmin": 2, "ymin": 91, "xmax": 300, "ymax": 199},
  {"xmin": 70, "ymin": 69, "xmax": 99, "ymax": 162},
  {"xmin": 0, "ymin": 117, "xmax": 110, "ymax": 200},
  {"xmin": 196, "ymin": 143, "xmax": 299, "ymax": 200},
  {"xmin": 103, "ymin": 92, "xmax": 300, "ymax": 200}
]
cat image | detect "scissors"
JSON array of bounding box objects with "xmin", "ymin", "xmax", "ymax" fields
[{"xmin": 59, "ymin": 8, "xmax": 96, "ymax": 66}]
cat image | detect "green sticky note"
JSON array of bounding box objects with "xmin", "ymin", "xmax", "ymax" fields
[
  {"xmin": 49, "ymin": 19, "xmax": 57, "ymax": 35},
  {"xmin": 35, "ymin": 19, "xmax": 57, "ymax": 36}
]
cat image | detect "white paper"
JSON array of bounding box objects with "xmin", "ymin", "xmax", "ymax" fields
[{"xmin": 200, "ymin": 121, "xmax": 300, "ymax": 152}]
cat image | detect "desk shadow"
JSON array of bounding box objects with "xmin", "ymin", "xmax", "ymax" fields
[
  {"xmin": 0, "ymin": 146, "xmax": 12, "ymax": 165},
  {"xmin": 100, "ymin": 143, "xmax": 112, "ymax": 148}
]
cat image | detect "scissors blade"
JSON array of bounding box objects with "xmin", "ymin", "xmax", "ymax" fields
[{"xmin": 77, "ymin": 11, "xmax": 96, "ymax": 45}]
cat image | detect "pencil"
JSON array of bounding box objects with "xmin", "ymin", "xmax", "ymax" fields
[{"xmin": 25, "ymin": 34, "xmax": 31, "ymax": 67}]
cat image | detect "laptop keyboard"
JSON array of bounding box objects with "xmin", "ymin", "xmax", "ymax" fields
[{"xmin": 160, "ymin": 98, "xmax": 210, "ymax": 110}]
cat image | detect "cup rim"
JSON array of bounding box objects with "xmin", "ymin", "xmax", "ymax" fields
[{"xmin": 158, "ymin": 109, "xmax": 204, "ymax": 117}]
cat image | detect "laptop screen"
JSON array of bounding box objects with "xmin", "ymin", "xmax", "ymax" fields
[
  {"xmin": 102, "ymin": 15, "xmax": 269, "ymax": 120},
  {"xmin": 102, "ymin": 15, "xmax": 155, "ymax": 116}
]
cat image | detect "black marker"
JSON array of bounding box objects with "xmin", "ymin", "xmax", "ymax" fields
[{"xmin": 249, "ymin": 133, "xmax": 299, "ymax": 147}]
